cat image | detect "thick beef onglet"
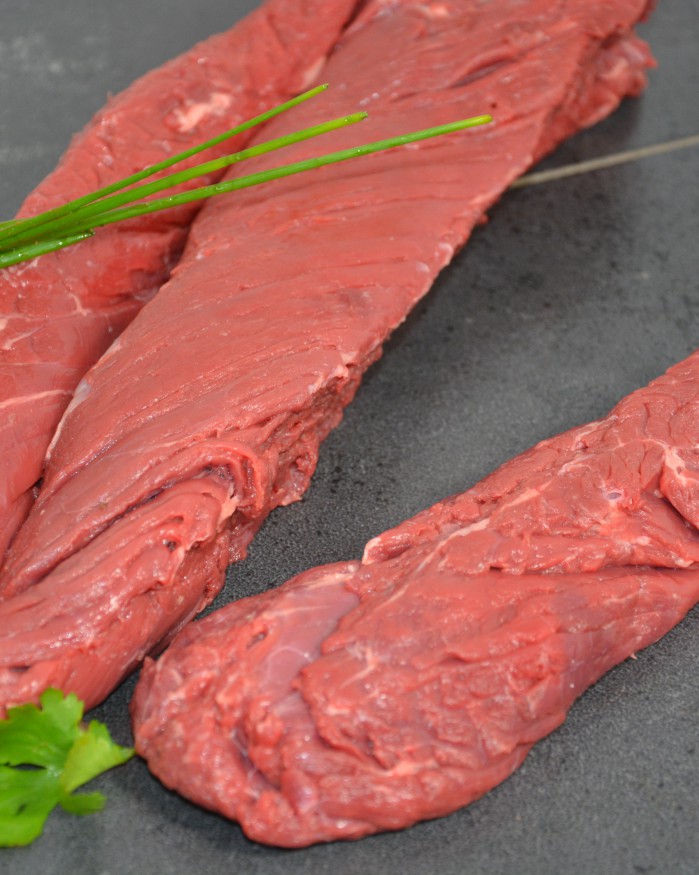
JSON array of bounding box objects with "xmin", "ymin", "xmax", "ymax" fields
[
  {"xmin": 0, "ymin": 0, "xmax": 654, "ymax": 711},
  {"xmin": 0, "ymin": 0, "xmax": 359, "ymax": 559},
  {"xmin": 132, "ymin": 351, "xmax": 699, "ymax": 846}
]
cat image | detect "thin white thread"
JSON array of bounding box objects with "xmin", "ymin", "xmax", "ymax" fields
[{"xmin": 512, "ymin": 133, "xmax": 699, "ymax": 189}]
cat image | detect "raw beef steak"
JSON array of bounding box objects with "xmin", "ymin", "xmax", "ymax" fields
[
  {"xmin": 0, "ymin": 0, "xmax": 654, "ymax": 712},
  {"xmin": 132, "ymin": 349, "xmax": 699, "ymax": 846}
]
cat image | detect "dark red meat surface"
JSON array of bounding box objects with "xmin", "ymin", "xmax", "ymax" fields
[
  {"xmin": 0, "ymin": 0, "xmax": 359, "ymax": 559},
  {"xmin": 132, "ymin": 350, "xmax": 699, "ymax": 846},
  {"xmin": 0, "ymin": 0, "xmax": 654, "ymax": 713}
]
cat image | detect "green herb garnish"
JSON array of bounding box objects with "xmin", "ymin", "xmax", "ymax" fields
[
  {"xmin": 0, "ymin": 84, "xmax": 491, "ymax": 268},
  {"xmin": 0, "ymin": 689, "xmax": 134, "ymax": 847}
]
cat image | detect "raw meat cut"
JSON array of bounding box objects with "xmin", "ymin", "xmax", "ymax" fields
[
  {"xmin": 0, "ymin": 0, "xmax": 654, "ymax": 713},
  {"xmin": 0, "ymin": 0, "xmax": 360, "ymax": 559},
  {"xmin": 132, "ymin": 349, "xmax": 699, "ymax": 846}
]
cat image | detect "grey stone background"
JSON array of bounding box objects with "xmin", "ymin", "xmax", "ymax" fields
[{"xmin": 1, "ymin": 1, "xmax": 698, "ymax": 872}]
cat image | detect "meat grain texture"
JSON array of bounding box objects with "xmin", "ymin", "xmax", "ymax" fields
[
  {"xmin": 133, "ymin": 348, "xmax": 699, "ymax": 846},
  {"xmin": 0, "ymin": 0, "xmax": 654, "ymax": 717},
  {"xmin": 0, "ymin": 0, "xmax": 359, "ymax": 559}
]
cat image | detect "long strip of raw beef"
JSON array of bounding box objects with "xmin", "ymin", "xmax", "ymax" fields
[
  {"xmin": 0, "ymin": 0, "xmax": 359, "ymax": 559},
  {"xmin": 132, "ymin": 349, "xmax": 699, "ymax": 846},
  {"xmin": 0, "ymin": 0, "xmax": 654, "ymax": 712}
]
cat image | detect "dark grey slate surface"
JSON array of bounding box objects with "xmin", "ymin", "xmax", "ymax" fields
[{"xmin": 1, "ymin": 1, "xmax": 698, "ymax": 873}]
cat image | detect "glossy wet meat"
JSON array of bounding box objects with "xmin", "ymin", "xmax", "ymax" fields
[
  {"xmin": 133, "ymin": 348, "xmax": 699, "ymax": 846},
  {"xmin": 0, "ymin": 0, "xmax": 654, "ymax": 713},
  {"xmin": 0, "ymin": 0, "xmax": 359, "ymax": 559}
]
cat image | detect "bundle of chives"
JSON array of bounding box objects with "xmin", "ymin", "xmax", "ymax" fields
[{"xmin": 0, "ymin": 85, "xmax": 491, "ymax": 269}]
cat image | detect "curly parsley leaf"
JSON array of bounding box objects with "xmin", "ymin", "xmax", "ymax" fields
[{"xmin": 0, "ymin": 689, "xmax": 134, "ymax": 847}]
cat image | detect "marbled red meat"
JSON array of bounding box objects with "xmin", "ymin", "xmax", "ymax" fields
[
  {"xmin": 132, "ymin": 350, "xmax": 699, "ymax": 846},
  {"xmin": 0, "ymin": 0, "xmax": 654, "ymax": 713},
  {"xmin": 0, "ymin": 0, "xmax": 359, "ymax": 559}
]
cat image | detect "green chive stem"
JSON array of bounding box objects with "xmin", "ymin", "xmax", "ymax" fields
[{"xmin": 0, "ymin": 233, "xmax": 94, "ymax": 269}]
